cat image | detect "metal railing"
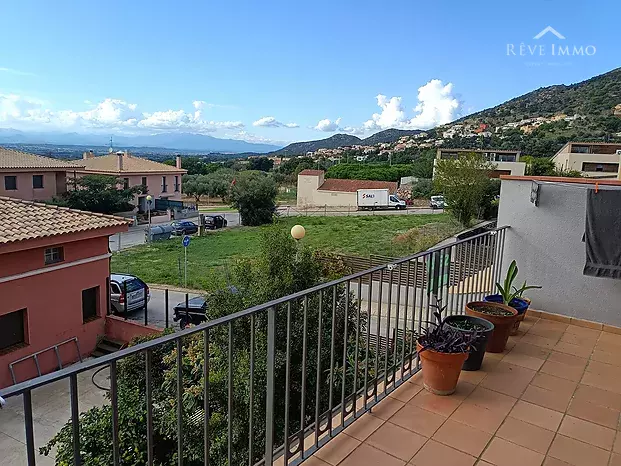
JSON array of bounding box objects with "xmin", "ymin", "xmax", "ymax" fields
[{"xmin": 0, "ymin": 226, "xmax": 508, "ymax": 466}]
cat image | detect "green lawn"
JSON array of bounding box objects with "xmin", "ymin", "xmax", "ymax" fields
[
  {"xmin": 111, "ymin": 214, "xmax": 459, "ymax": 290},
  {"xmin": 198, "ymin": 206, "xmax": 238, "ymax": 212}
]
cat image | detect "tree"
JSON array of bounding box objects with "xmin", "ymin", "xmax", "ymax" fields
[
  {"xmin": 183, "ymin": 171, "xmax": 235, "ymax": 203},
  {"xmin": 56, "ymin": 175, "xmax": 145, "ymax": 214},
  {"xmin": 434, "ymin": 152, "xmax": 495, "ymax": 226},
  {"xmin": 229, "ymin": 172, "xmax": 277, "ymax": 226},
  {"xmin": 247, "ymin": 157, "xmax": 274, "ymax": 172}
]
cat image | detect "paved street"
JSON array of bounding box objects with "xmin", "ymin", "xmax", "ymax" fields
[{"xmin": 122, "ymin": 288, "xmax": 203, "ymax": 329}]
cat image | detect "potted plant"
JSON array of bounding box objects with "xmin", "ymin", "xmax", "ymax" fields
[
  {"xmin": 484, "ymin": 260, "xmax": 541, "ymax": 335},
  {"xmin": 445, "ymin": 315, "xmax": 494, "ymax": 371},
  {"xmin": 416, "ymin": 300, "xmax": 481, "ymax": 395},
  {"xmin": 465, "ymin": 301, "xmax": 517, "ymax": 352}
]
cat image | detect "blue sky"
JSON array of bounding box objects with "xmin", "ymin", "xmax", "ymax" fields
[{"xmin": 0, "ymin": 0, "xmax": 618, "ymax": 145}]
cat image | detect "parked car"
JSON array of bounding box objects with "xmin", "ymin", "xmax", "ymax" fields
[
  {"xmin": 430, "ymin": 195, "xmax": 446, "ymax": 209},
  {"xmin": 171, "ymin": 220, "xmax": 199, "ymax": 235},
  {"xmin": 204, "ymin": 215, "xmax": 227, "ymax": 230},
  {"xmin": 173, "ymin": 297, "xmax": 208, "ymax": 328},
  {"xmin": 110, "ymin": 274, "xmax": 150, "ymax": 314}
]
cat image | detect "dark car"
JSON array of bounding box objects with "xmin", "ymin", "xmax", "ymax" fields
[
  {"xmin": 204, "ymin": 215, "xmax": 227, "ymax": 230},
  {"xmin": 173, "ymin": 297, "xmax": 207, "ymax": 328},
  {"xmin": 171, "ymin": 220, "xmax": 198, "ymax": 236}
]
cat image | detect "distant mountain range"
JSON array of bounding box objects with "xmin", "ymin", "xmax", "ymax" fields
[
  {"xmin": 0, "ymin": 129, "xmax": 281, "ymax": 154},
  {"xmin": 267, "ymin": 129, "xmax": 425, "ymax": 157}
]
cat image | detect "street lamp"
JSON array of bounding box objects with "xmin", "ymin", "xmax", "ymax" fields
[
  {"xmin": 146, "ymin": 195, "xmax": 153, "ymax": 243},
  {"xmin": 291, "ymin": 224, "xmax": 305, "ymax": 241}
]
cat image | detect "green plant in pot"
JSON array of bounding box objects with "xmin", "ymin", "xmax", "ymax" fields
[
  {"xmin": 444, "ymin": 314, "xmax": 494, "ymax": 371},
  {"xmin": 484, "ymin": 260, "xmax": 541, "ymax": 335},
  {"xmin": 416, "ymin": 299, "xmax": 481, "ymax": 395},
  {"xmin": 465, "ymin": 301, "xmax": 518, "ymax": 353}
]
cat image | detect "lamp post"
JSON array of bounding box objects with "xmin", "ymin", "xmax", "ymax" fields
[
  {"xmin": 146, "ymin": 195, "xmax": 153, "ymax": 243},
  {"xmin": 291, "ymin": 224, "xmax": 305, "ymax": 261}
]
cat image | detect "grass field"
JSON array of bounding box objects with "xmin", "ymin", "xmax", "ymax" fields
[
  {"xmin": 111, "ymin": 214, "xmax": 459, "ymax": 290},
  {"xmin": 198, "ymin": 206, "xmax": 238, "ymax": 212}
]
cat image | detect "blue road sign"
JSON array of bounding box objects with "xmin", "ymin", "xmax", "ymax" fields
[{"xmin": 182, "ymin": 235, "xmax": 191, "ymax": 248}]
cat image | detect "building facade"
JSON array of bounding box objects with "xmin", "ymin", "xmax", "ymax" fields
[
  {"xmin": 434, "ymin": 148, "xmax": 526, "ymax": 178},
  {"xmin": 76, "ymin": 151, "xmax": 187, "ymax": 212},
  {"xmin": 0, "ymin": 147, "xmax": 82, "ymax": 201},
  {"xmin": 0, "ymin": 197, "xmax": 128, "ymax": 387},
  {"xmin": 551, "ymin": 142, "xmax": 621, "ymax": 178}
]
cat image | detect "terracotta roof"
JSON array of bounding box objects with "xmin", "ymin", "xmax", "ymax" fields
[
  {"xmin": 299, "ymin": 169, "xmax": 325, "ymax": 176},
  {"xmin": 0, "ymin": 147, "xmax": 83, "ymax": 170},
  {"xmin": 318, "ymin": 178, "xmax": 398, "ymax": 193},
  {"xmin": 0, "ymin": 197, "xmax": 130, "ymax": 245},
  {"xmin": 75, "ymin": 153, "xmax": 186, "ymax": 174}
]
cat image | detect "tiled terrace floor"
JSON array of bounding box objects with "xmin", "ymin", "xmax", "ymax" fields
[{"xmin": 310, "ymin": 314, "xmax": 621, "ymax": 466}]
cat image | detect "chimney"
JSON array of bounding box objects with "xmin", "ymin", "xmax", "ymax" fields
[
  {"xmin": 117, "ymin": 152, "xmax": 123, "ymax": 171},
  {"xmin": 82, "ymin": 150, "xmax": 95, "ymax": 159},
  {"xmin": 83, "ymin": 151, "xmax": 88, "ymax": 160},
  {"xmin": 176, "ymin": 155, "xmax": 182, "ymax": 169}
]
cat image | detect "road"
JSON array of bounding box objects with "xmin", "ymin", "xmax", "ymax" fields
[
  {"xmin": 109, "ymin": 207, "xmax": 444, "ymax": 251},
  {"xmin": 122, "ymin": 288, "xmax": 202, "ymax": 329}
]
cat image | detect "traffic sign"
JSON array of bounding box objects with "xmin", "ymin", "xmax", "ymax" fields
[{"xmin": 182, "ymin": 235, "xmax": 191, "ymax": 248}]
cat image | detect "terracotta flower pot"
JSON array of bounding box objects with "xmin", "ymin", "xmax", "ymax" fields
[
  {"xmin": 416, "ymin": 341, "xmax": 468, "ymax": 395},
  {"xmin": 510, "ymin": 297, "xmax": 531, "ymax": 335},
  {"xmin": 465, "ymin": 302, "xmax": 518, "ymax": 353}
]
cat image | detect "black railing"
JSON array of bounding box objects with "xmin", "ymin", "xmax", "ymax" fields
[{"xmin": 0, "ymin": 226, "xmax": 508, "ymax": 466}]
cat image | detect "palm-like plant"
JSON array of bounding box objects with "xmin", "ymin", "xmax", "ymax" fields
[{"xmin": 495, "ymin": 260, "xmax": 541, "ymax": 305}]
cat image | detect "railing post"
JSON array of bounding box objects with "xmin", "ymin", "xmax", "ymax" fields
[
  {"xmin": 264, "ymin": 306, "xmax": 276, "ymax": 465},
  {"xmin": 165, "ymin": 289, "xmax": 169, "ymax": 329}
]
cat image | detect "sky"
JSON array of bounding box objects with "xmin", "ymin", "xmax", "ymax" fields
[{"xmin": 0, "ymin": 0, "xmax": 619, "ymax": 146}]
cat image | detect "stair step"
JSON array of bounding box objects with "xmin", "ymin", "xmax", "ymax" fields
[
  {"xmin": 100, "ymin": 338, "xmax": 124, "ymax": 349},
  {"xmin": 91, "ymin": 350, "xmax": 106, "ymax": 358},
  {"xmin": 97, "ymin": 343, "xmax": 120, "ymax": 354}
]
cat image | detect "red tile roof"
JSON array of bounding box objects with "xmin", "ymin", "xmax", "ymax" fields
[
  {"xmin": 299, "ymin": 169, "xmax": 325, "ymax": 176},
  {"xmin": 318, "ymin": 178, "xmax": 398, "ymax": 193}
]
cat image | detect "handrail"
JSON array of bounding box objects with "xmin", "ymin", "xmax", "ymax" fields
[{"xmin": 0, "ymin": 225, "xmax": 509, "ymax": 399}]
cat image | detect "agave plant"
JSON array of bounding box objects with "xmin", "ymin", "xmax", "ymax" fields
[
  {"xmin": 417, "ymin": 298, "xmax": 480, "ymax": 354},
  {"xmin": 496, "ymin": 260, "xmax": 541, "ymax": 305}
]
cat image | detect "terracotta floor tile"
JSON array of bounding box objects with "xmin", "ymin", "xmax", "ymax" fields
[
  {"xmin": 591, "ymin": 350, "xmax": 621, "ymax": 367},
  {"xmin": 546, "ymin": 351, "xmax": 588, "ymax": 368},
  {"xmin": 586, "ymin": 360, "xmax": 621, "ymax": 378},
  {"xmin": 432, "ymin": 419, "xmax": 492, "ymax": 457},
  {"xmin": 598, "ymin": 332, "xmax": 621, "ymax": 346},
  {"xmin": 580, "ymin": 371, "xmax": 621, "ymax": 395},
  {"xmin": 530, "ymin": 373, "xmax": 577, "ymax": 397},
  {"xmin": 559, "ymin": 333, "xmax": 598, "ymax": 348},
  {"xmin": 509, "ymin": 342, "xmax": 551, "ymax": 359},
  {"xmin": 520, "ymin": 334, "xmax": 559, "ymax": 349},
  {"xmin": 532, "ymin": 320, "xmax": 569, "ymax": 332},
  {"xmin": 339, "ymin": 443, "xmax": 406, "ymax": 466},
  {"xmin": 370, "ymin": 396, "xmax": 406, "ymax": 420},
  {"xmin": 481, "ymin": 437, "xmax": 545, "ymax": 466},
  {"xmin": 502, "ymin": 352, "xmax": 545, "ymax": 371},
  {"xmin": 615, "ymin": 431, "xmax": 621, "ymax": 453},
  {"xmin": 477, "ymin": 462, "xmax": 495, "ymax": 466},
  {"xmin": 539, "ymin": 360, "xmax": 585, "ymax": 382},
  {"xmin": 367, "ymin": 421, "xmax": 427, "ymax": 461},
  {"xmin": 521, "ymin": 385, "xmax": 571, "ymax": 412},
  {"xmin": 465, "ymin": 386, "xmax": 517, "ymax": 415},
  {"xmin": 301, "ymin": 457, "xmax": 331, "ymax": 466},
  {"xmin": 408, "ymin": 384, "xmax": 471, "ymax": 417},
  {"xmin": 566, "ymin": 398, "xmax": 620, "ymax": 429},
  {"xmin": 409, "ymin": 439, "xmax": 476, "ymax": 466},
  {"xmin": 542, "ymin": 457, "xmax": 572, "ymax": 465},
  {"xmin": 509, "ymin": 400, "xmax": 563, "ymax": 431},
  {"xmin": 528, "ymin": 327, "xmax": 565, "ymax": 341},
  {"xmin": 610, "ymin": 453, "xmax": 621, "ymax": 466},
  {"xmin": 314, "ymin": 433, "xmax": 361, "ymax": 465},
  {"xmin": 389, "ymin": 381, "xmax": 423, "ymax": 403},
  {"xmin": 344, "ymin": 414, "xmax": 384, "ymax": 441},
  {"xmin": 548, "ymin": 434, "xmax": 610, "ymax": 466},
  {"xmin": 480, "ymin": 362, "xmax": 536, "ymax": 398},
  {"xmin": 450, "ymin": 402, "xmax": 507, "ymax": 434},
  {"xmin": 389, "ymin": 404, "xmax": 446, "ymax": 437},
  {"xmin": 595, "ymin": 340, "xmax": 621, "ymax": 354},
  {"xmin": 553, "ymin": 342, "xmax": 593, "ymax": 359},
  {"xmin": 572, "ymin": 384, "xmax": 621, "ymax": 411},
  {"xmin": 558, "ymin": 415, "xmax": 616, "ymax": 451},
  {"xmin": 496, "ymin": 417, "xmax": 555, "ymax": 454},
  {"xmin": 459, "ymin": 369, "xmax": 488, "ymax": 385},
  {"xmin": 564, "ymin": 325, "xmax": 601, "ymax": 338}
]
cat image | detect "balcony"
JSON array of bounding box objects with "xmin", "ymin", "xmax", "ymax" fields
[{"xmin": 2, "ymin": 225, "xmax": 621, "ymax": 466}]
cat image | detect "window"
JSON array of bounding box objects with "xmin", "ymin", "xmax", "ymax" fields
[
  {"xmin": 4, "ymin": 175, "xmax": 17, "ymax": 191},
  {"xmin": 141, "ymin": 176, "xmax": 147, "ymax": 187},
  {"xmin": 0, "ymin": 309, "xmax": 26, "ymax": 352},
  {"xmin": 44, "ymin": 246, "xmax": 64, "ymax": 265},
  {"xmin": 174, "ymin": 175, "xmax": 180, "ymax": 192},
  {"xmin": 162, "ymin": 176, "xmax": 167, "ymax": 192},
  {"xmin": 33, "ymin": 175, "xmax": 44, "ymax": 189},
  {"xmin": 582, "ymin": 162, "xmax": 619, "ymax": 173},
  {"xmin": 572, "ymin": 145, "xmax": 590, "ymax": 154},
  {"xmin": 82, "ymin": 286, "xmax": 99, "ymax": 322},
  {"xmin": 123, "ymin": 178, "xmax": 130, "ymax": 189}
]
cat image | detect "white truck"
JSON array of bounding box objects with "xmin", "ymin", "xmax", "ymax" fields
[{"xmin": 356, "ymin": 189, "xmax": 406, "ymax": 210}]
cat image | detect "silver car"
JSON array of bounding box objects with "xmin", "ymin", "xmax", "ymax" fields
[{"xmin": 110, "ymin": 274, "xmax": 150, "ymax": 314}]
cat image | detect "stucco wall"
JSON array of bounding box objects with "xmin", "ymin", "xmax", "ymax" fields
[
  {"xmin": 105, "ymin": 315, "xmax": 161, "ymax": 343},
  {"xmin": 497, "ymin": 178, "xmax": 621, "ymax": 326},
  {"xmin": 297, "ymin": 173, "xmax": 357, "ymax": 207},
  {"xmin": 0, "ymin": 171, "xmax": 63, "ymax": 201}
]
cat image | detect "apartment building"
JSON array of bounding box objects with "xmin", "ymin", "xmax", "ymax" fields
[
  {"xmin": 434, "ymin": 148, "xmax": 526, "ymax": 178},
  {"xmin": 551, "ymin": 142, "xmax": 621, "ymax": 178}
]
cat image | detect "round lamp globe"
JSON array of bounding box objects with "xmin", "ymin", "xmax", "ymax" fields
[{"xmin": 290, "ymin": 225, "xmax": 306, "ymax": 240}]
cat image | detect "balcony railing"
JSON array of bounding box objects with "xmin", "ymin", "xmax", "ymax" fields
[{"xmin": 0, "ymin": 226, "xmax": 508, "ymax": 466}]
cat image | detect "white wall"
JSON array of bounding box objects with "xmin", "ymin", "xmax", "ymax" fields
[
  {"xmin": 498, "ymin": 178, "xmax": 621, "ymax": 326},
  {"xmin": 297, "ymin": 173, "xmax": 357, "ymax": 207}
]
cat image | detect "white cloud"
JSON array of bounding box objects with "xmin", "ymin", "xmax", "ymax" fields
[
  {"xmin": 253, "ymin": 116, "xmax": 299, "ymax": 128},
  {"xmin": 314, "ymin": 117, "xmax": 342, "ymax": 132},
  {"xmin": 363, "ymin": 79, "xmax": 461, "ymax": 131},
  {"xmin": 0, "ymin": 95, "xmax": 244, "ymax": 134},
  {"xmin": 0, "ymin": 67, "xmax": 36, "ymax": 77}
]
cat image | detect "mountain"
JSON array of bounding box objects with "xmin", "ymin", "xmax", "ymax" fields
[
  {"xmin": 269, "ymin": 133, "xmax": 363, "ymax": 156},
  {"xmin": 360, "ymin": 129, "xmax": 425, "ymax": 145},
  {"xmin": 0, "ymin": 129, "xmax": 281, "ymax": 153}
]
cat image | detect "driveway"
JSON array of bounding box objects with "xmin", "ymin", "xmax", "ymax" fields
[{"xmin": 120, "ymin": 288, "xmax": 203, "ymax": 329}]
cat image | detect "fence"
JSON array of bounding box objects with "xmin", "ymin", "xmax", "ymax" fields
[{"xmin": 0, "ymin": 226, "xmax": 508, "ymax": 466}]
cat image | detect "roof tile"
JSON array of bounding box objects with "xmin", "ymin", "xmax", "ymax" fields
[
  {"xmin": 77, "ymin": 153, "xmax": 187, "ymax": 174},
  {"xmin": 0, "ymin": 147, "xmax": 82, "ymax": 170}
]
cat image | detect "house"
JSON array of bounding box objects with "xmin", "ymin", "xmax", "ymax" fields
[
  {"xmin": 551, "ymin": 142, "xmax": 621, "ymax": 178},
  {"xmin": 434, "ymin": 148, "xmax": 526, "ymax": 178},
  {"xmin": 0, "ymin": 197, "xmax": 129, "ymax": 387},
  {"xmin": 297, "ymin": 169, "xmax": 397, "ymax": 207},
  {"xmin": 75, "ymin": 151, "xmax": 187, "ymax": 212},
  {"xmin": 0, "ymin": 147, "xmax": 82, "ymax": 201}
]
